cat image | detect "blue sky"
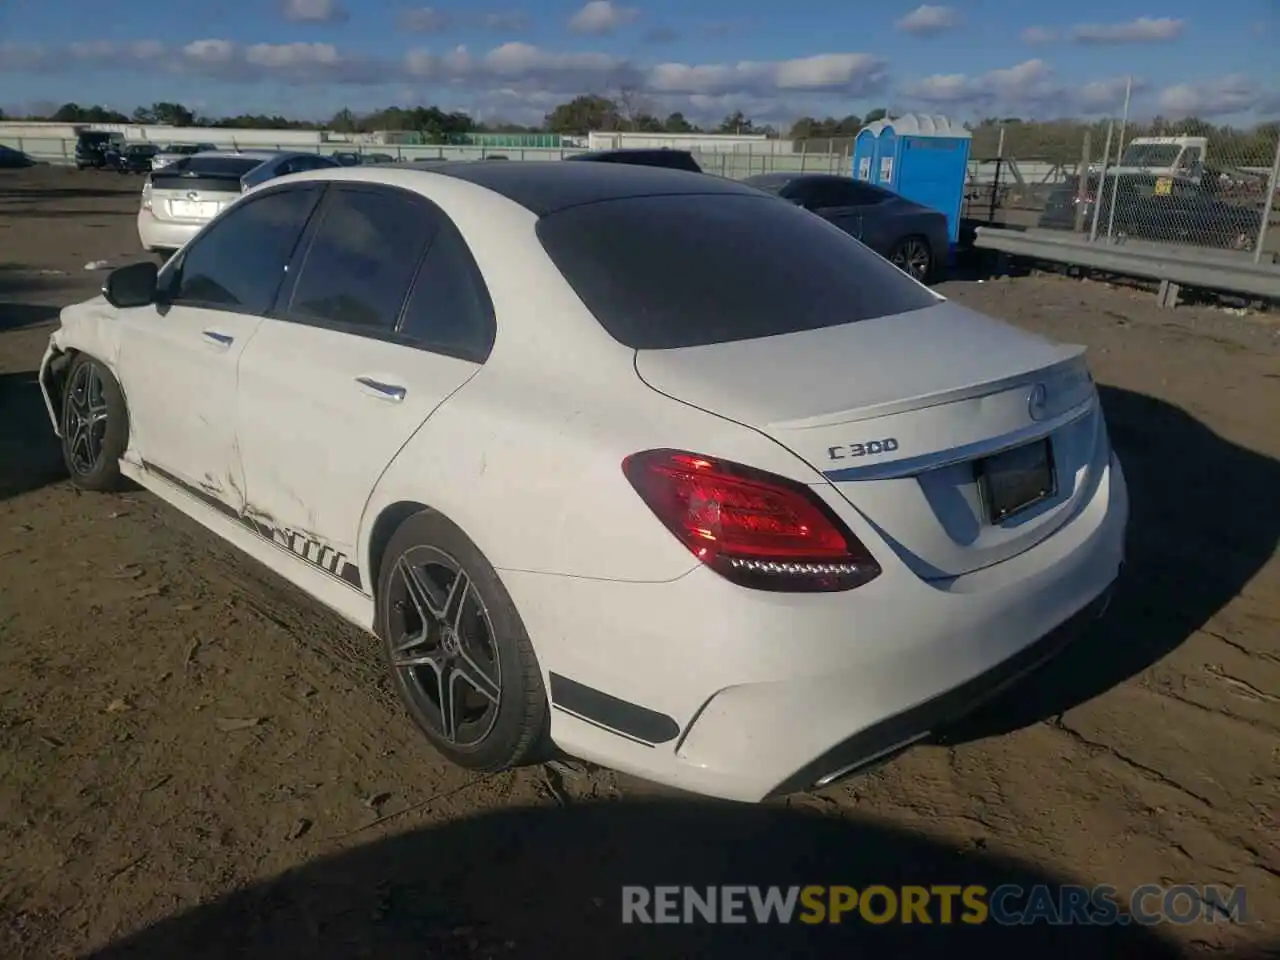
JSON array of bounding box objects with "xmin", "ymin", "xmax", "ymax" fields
[{"xmin": 0, "ymin": 0, "xmax": 1275, "ymax": 126}]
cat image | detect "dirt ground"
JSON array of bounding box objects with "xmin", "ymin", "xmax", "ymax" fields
[{"xmin": 0, "ymin": 165, "xmax": 1277, "ymax": 959}]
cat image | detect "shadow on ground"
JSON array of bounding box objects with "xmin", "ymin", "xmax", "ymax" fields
[
  {"xmin": 0, "ymin": 265, "xmax": 73, "ymax": 308},
  {"xmin": 82, "ymin": 800, "xmax": 1264, "ymax": 959},
  {"xmin": 943, "ymin": 384, "xmax": 1280, "ymax": 742},
  {"xmin": 0, "ymin": 370, "xmax": 64, "ymax": 500}
]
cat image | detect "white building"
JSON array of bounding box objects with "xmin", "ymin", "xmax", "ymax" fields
[
  {"xmin": 0, "ymin": 120, "xmax": 339, "ymax": 149},
  {"xmin": 586, "ymin": 130, "xmax": 792, "ymax": 154}
]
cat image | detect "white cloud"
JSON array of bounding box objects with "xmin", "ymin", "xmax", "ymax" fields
[
  {"xmin": 568, "ymin": 1, "xmax": 639, "ymax": 35},
  {"xmin": 902, "ymin": 59, "xmax": 1054, "ymax": 106},
  {"xmin": 1075, "ymin": 76, "xmax": 1136, "ymax": 112},
  {"xmin": 647, "ymin": 53, "xmax": 885, "ymax": 97},
  {"xmin": 400, "ymin": 7, "xmax": 452, "ymax": 33},
  {"xmin": 0, "ymin": 42, "xmax": 50, "ymax": 73},
  {"xmin": 1021, "ymin": 26, "xmax": 1057, "ymax": 43},
  {"xmin": 1071, "ymin": 17, "xmax": 1184, "ymax": 43},
  {"xmin": 19, "ymin": 35, "xmax": 1279, "ymax": 123},
  {"xmin": 1157, "ymin": 75, "xmax": 1269, "ymax": 116},
  {"xmin": 900, "ymin": 59, "xmax": 1141, "ymax": 116},
  {"xmin": 281, "ymin": 0, "xmax": 348, "ymax": 24},
  {"xmin": 895, "ymin": 5, "xmax": 959, "ymax": 35}
]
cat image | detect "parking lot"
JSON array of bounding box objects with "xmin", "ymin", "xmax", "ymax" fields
[{"xmin": 0, "ymin": 165, "xmax": 1277, "ymax": 958}]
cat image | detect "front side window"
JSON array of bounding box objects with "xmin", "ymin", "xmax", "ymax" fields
[
  {"xmin": 172, "ymin": 186, "xmax": 320, "ymax": 312},
  {"xmin": 286, "ymin": 186, "xmax": 437, "ymax": 333}
]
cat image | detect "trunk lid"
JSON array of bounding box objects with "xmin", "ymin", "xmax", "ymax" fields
[
  {"xmin": 148, "ymin": 157, "xmax": 264, "ymax": 224},
  {"xmin": 634, "ymin": 299, "xmax": 1104, "ymax": 579},
  {"xmin": 149, "ymin": 172, "xmax": 242, "ymax": 224}
]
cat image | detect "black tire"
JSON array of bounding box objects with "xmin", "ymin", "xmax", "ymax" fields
[
  {"xmin": 60, "ymin": 353, "xmax": 129, "ymax": 492},
  {"xmin": 889, "ymin": 235, "xmax": 934, "ymax": 283},
  {"xmin": 375, "ymin": 510, "xmax": 548, "ymax": 772}
]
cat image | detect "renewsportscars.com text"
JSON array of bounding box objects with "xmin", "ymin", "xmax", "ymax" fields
[{"xmin": 621, "ymin": 884, "xmax": 1248, "ymax": 926}]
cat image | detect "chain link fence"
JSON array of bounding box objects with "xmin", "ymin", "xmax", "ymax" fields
[{"xmin": 967, "ymin": 122, "xmax": 1280, "ymax": 262}]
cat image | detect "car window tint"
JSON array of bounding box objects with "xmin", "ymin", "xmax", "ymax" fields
[
  {"xmin": 178, "ymin": 156, "xmax": 263, "ymax": 178},
  {"xmin": 288, "ymin": 187, "xmax": 436, "ymax": 333},
  {"xmin": 537, "ymin": 193, "xmax": 937, "ymax": 350},
  {"xmin": 174, "ymin": 186, "xmax": 319, "ymax": 312},
  {"xmin": 806, "ymin": 179, "xmax": 868, "ymax": 208},
  {"xmin": 845, "ymin": 181, "xmax": 893, "ymax": 205},
  {"xmin": 398, "ymin": 219, "xmax": 496, "ymax": 363}
]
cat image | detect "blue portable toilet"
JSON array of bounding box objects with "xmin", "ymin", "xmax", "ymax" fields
[
  {"xmin": 851, "ymin": 126, "xmax": 879, "ymax": 184},
  {"xmin": 852, "ymin": 113, "xmax": 971, "ymax": 247}
]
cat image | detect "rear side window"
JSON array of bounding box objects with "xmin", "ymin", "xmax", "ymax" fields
[
  {"xmin": 398, "ymin": 219, "xmax": 496, "ymax": 363},
  {"xmin": 173, "ymin": 186, "xmax": 320, "ymax": 312},
  {"xmin": 536, "ymin": 194, "xmax": 937, "ymax": 349},
  {"xmin": 287, "ymin": 186, "xmax": 437, "ymax": 333}
]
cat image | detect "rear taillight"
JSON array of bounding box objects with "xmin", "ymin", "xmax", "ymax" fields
[
  {"xmin": 141, "ymin": 180, "xmax": 152, "ymax": 211},
  {"xmin": 622, "ymin": 449, "xmax": 881, "ymax": 592}
]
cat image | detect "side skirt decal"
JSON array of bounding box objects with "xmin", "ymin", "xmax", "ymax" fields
[{"xmin": 140, "ymin": 460, "xmax": 365, "ymax": 593}]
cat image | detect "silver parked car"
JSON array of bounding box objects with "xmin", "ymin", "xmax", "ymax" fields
[{"xmin": 137, "ymin": 150, "xmax": 339, "ymax": 253}]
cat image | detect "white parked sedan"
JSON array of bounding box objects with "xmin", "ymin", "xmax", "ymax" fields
[
  {"xmin": 137, "ymin": 150, "xmax": 339, "ymax": 253},
  {"xmin": 40, "ymin": 161, "xmax": 1127, "ymax": 802}
]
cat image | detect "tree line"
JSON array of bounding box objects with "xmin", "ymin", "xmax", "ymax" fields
[{"xmin": 3, "ymin": 98, "xmax": 1276, "ymax": 165}]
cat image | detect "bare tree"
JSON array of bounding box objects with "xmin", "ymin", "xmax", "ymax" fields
[{"xmin": 614, "ymin": 84, "xmax": 656, "ymax": 132}]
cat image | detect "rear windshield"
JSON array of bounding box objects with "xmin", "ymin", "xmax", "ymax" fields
[
  {"xmin": 166, "ymin": 156, "xmax": 262, "ymax": 178},
  {"xmin": 536, "ymin": 194, "xmax": 937, "ymax": 349}
]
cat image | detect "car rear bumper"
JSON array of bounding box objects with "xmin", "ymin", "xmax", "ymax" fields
[
  {"xmin": 501, "ymin": 451, "xmax": 1128, "ymax": 802},
  {"xmin": 137, "ymin": 210, "xmax": 203, "ymax": 252}
]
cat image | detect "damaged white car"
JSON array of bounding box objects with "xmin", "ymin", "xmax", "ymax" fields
[{"xmin": 39, "ymin": 161, "xmax": 1126, "ymax": 802}]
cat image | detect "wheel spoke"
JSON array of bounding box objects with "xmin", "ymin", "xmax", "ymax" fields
[
  {"xmin": 451, "ymin": 647, "xmax": 500, "ymax": 703},
  {"xmin": 390, "ymin": 628, "xmax": 434, "ymax": 666},
  {"xmin": 395, "ymin": 556, "xmax": 434, "ymax": 623},
  {"xmin": 436, "ymin": 568, "xmax": 471, "ymax": 631},
  {"xmin": 437, "ymin": 665, "xmax": 460, "ymax": 741}
]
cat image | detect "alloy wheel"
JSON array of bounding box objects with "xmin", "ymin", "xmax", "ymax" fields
[
  {"xmin": 387, "ymin": 546, "xmax": 502, "ymax": 747},
  {"xmin": 65, "ymin": 363, "xmax": 108, "ymax": 476},
  {"xmin": 891, "ymin": 239, "xmax": 931, "ymax": 281}
]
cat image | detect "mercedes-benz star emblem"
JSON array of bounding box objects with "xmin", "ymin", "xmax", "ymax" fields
[
  {"xmin": 1028, "ymin": 382, "xmax": 1049, "ymax": 421},
  {"xmin": 441, "ymin": 628, "xmax": 461, "ymax": 657}
]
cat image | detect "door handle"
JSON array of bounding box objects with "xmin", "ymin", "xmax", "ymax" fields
[
  {"xmin": 355, "ymin": 377, "xmax": 406, "ymax": 402},
  {"xmin": 202, "ymin": 330, "xmax": 234, "ymax": 347}
]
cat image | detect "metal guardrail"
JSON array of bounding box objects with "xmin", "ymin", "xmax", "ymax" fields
[{"xmin": 974, "ymin": 227, "xmax": 1280, "ymax": 304}]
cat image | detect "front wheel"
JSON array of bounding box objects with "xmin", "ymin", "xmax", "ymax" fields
[
  {"xmin": 375, "ymin": 510, "xmax": 549, "ymax": 772},
  {"xmin": 60, "ymin": 354, "xmax": 129, "ymax": 491},
  {"xmin": 889, "ymin": 235, "xmax": 934, "ymax": 283}
]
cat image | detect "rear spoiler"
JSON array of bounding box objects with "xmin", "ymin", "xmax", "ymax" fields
[{"xmin": 151, "ymin": 159, "xmax": 269, "ymax": 194}]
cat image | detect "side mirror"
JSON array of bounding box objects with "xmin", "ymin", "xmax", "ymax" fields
[{"xmin": 103, "ymin": 261, "xmax": 159, "ymax": 309}]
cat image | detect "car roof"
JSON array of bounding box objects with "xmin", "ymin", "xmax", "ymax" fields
[
  {"xmin": 566, "ymin": 148, "xmax": 695, "ymax": 159},
  {"xmin": 363, "ymin": 159, "xmax": 761, "ymax": 216},
  {"xmin": 192, "ymin": 150, "xmax": 286, "ymax": 160}
]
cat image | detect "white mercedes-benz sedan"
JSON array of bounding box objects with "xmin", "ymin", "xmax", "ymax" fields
[{"xmin": 39, "ymin": 161, "xmax": 1127, "ymax": 802}]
